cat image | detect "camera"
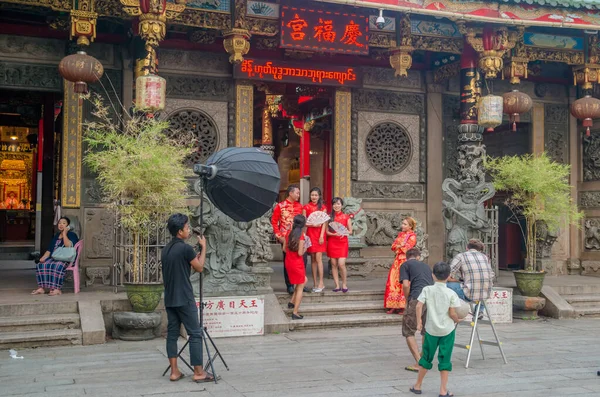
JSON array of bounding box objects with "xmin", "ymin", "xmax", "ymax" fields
[{"xmin": 376, "ymin": 9, "xmax": 386, "ymax": 30}]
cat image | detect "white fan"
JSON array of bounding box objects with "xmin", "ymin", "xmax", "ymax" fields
[
  {"xmin": 306, "ymin": 211, "xmax": 330, "ymax": 226},
  {"xmin": 304, "ymin": 235, "xmax": 312, "ymax": 249},
  {"xmin": 329, "ymin": 221, "xmax": 349, "ymax": 237}
]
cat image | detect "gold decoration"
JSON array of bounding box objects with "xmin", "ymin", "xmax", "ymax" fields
[
  {"xmin": 170, "ymin": 9, "xmax": 230, "ymax": 30},
  {"xmin": 303, "ymin": 120, "xmax": 316, "ymax": 132},
  {"xmin": 266, "ymin": 94, "xmax": 281, "ymax": 117},
  {"xmin": 189, "ymin": 29, "xmax": 218, "ymax": 45},
  {"xmin": 434, "ymin": 62, "xmax": 460, "ymax": 83},
  {"xmin": 370, "ymin": 33, "xmax": 396, "ymax": 48},
  {"xmin": 247, "ymin": 17, "xmax": 278, "ymax": 37},
  {"xmin": 262, "ymin": 105, "xmax": 273, "ymax": 145},
  {"xmin": 412, "ymin": 36, "xmax": 462, "ymax": 54},
  {"xmin": 389, "ymin": 46, "xmax": 413, "ymax": 78},
  {"xmin": 503, "ymin": 56, "xmax": 529, "ymax": 84},
  {"xmin": 573, "ymin": 64, "xmax": 600, "ymax": 90},
  {"xmin": 255, "ymin": 38, "xmax": 279, "ymax": 51},
  {"xmin": 479, "ymin": 50, "xmax": 503, "ymax": 80},
  {"xmin": 62, "ymin": 80, "xmax": 83, "ymax": 208},
  {"xmin": 223, "ymin": 28, "xmax": 251, "ymax": 64},
  {"xmin": 334, "ymin": 89, "xmax": 352, "ymax": 198},
  {"xmin": 0, "ymin": 0, "xmax": 72, "ymax": 12},
  {"xmin": 139, "ymin": 13, "xmax": 167, "ymax": 48},
  {"xmin": 235, "ymin": 83, "xmax": 254, "ymax": 147},
  {"xmin": 70, "ymin": 10, "xmax": 97, "ymax": 46}
]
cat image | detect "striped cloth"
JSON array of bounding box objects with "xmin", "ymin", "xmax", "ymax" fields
[
  {"xmin": 449, "ymin": 249, "xmax": 495, "ymax": 301},
  {"xmin": 36, "ymin": 239, "xmax": 68, "ymax": 290}
]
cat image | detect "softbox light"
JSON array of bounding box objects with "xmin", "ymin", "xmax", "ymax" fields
[{"xmin": 194, "ymin": 147, "xmax": 281, "ymax": 222}]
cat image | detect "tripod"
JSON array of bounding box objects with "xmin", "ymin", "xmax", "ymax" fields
[{"xmin": 162, "ymin": 186, "xmax": 229, "ymax": 383}]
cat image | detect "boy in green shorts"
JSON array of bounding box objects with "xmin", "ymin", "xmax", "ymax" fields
[{"xmin": 410, "ymin": 261, "xmax": 461, "ymax": 397}]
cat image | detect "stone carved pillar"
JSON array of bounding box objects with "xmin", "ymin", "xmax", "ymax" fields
[
  {"xmin": 235, "ymin": 82, "xmax": 254, "ymax": 148},
  {"xmin": 442, "ymin": 40, "xmax": 495, "ymax": 261},
  {"xmin": 61, "ymin": 81, "xmax": 83, "ymax": 208},
  {"xmin": 334, "ymin": 89, "xmax": 352, "ymax": 198}
]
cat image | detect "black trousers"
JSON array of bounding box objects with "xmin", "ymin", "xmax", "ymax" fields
[
  {"xmin": 282, "ymin": 251, "xmax": 308, "ymax": 290},
  {"xmin": 166, "ymin": 301, "xmax": 203, "ymax": 367}
]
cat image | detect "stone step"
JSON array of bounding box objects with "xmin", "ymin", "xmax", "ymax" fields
[
  {"xmin": 0, "ymin": 313, "xmax": 80, "ymax": 332},
  {"xmin": 276, "ymin": 290, "xmax": 383, "ymax": 305},
  {"xmin": 289, "ymin": 313, "xmax": 402, "ymax": 331},
  {"xmin": 282, "ymin": 300, "xmax": 384, "ymax": 316},
  {"xmin": 0, "ymin": 302, "xmax": 79, "ymax": 317},
  {"xmin": 574, "ymin": 307, "xmax": 600, "ymax": 317},
  {"xmin": 555, "ymin": 284, "xmax": 600, "ymax": 296},
  {"xmin": 0, "ymin": 329, "xmax": 82, "ymax": 349},
  {"xmin": 565, "ymin": 294, "xmax": 600, "ymax": 304}
]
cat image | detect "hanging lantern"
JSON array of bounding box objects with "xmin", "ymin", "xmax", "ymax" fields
[
  {"xmin": 58, "ymin": 51, "xmax": 104, "ymax": 94},
  {"xmin": 502, "ymin": 90, "xmax": 533, "ymax": 132},
  {"xmin": 135, "ymin": 74, "xmax": 166, "ymax": 115},
  {"xmin": 570, "ymin": 95, "xmax": 600, "ymax": 137},
  {"xmin": 478, "ymin": 95, "xmax": 503, "ymax": 132}
]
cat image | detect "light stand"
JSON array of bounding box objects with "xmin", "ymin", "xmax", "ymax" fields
[{"xmin": 162, "ymin": 168, "xmax": 229, "ymax": 383}]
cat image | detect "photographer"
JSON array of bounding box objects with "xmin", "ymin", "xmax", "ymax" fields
[
  {"xmin": 162, "ymin": 213, "xmax": 215, "ymax": 383},
  {"xmin": 31, "ymin": 216, "xmax": 78, "ymax": 296}
]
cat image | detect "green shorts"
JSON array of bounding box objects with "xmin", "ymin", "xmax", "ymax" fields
[{"xmin": 418, "ymin": 330, "xmax": 455, "ymax": 372}]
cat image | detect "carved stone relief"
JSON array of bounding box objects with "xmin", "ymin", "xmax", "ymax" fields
[
  {"xmin": 357, "ymin": 111, "xmax": 420, "ymax": 183},
  {"xmin": 157, "ymin": 49, "xmax": 231, "ymax": 76},
  {"xmin": 84, "ymin": 208, "xmax": 114, "ymax": 259},
  {"xmin": 442, "ymin": 95, "xmax": 461, "ymax": 180},
  {"xmin": 166, "ymin": 109, "xmax": 219, "ymax": 165},
  {"xmin": 544, "ymin": 103, "xmax": 569, "ymax": 164},
  {"xmin": 580, "ymin": 191, "xmax": 600, "ymax": 208},
  {"xmin": 163, "ymin": 75, "xmax": 232, "ymax": 101},
  {"xmin": 585, "ymin": 218, "xmax": 600, "ymax": 251},
  {"xmin": 362, "ymin": 67, "xmax": 422, "ymax": 90},
  {"xmin": 227, "ymin": 101, "xmax": 236, "ymax": 147},
  {"xmin": 0, "ymin": 62, "xmax": 62, "ymax": 92},
  {"xmin": 352, "ymin": 182, "xmax": 425, "ymax": 201},
  {"xmin": 364, "ymin": 211, "xmax": 429, "ymax": 259},
  {"xmin": 351, "ymin": 110, "xmax": 358, "ymax": 180},
  {"xmin": 0, "ymin": 34, "xmax": 65, "ymax": 64},
  {"xmin": 162, "ymin": 99, "xmax": 228, "ymax": 158},
  {"xmin": 353, "ymin": 89, "xmax": 425, "ymax": 115},
  {"xmin": 583, "ymin": 134, "xmax": 600, "ymax": 181}
]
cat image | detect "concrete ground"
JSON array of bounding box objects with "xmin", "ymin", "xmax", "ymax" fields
[{"xmin": 1, "ymin": 318, "xmax": 599, "ymax": 397}]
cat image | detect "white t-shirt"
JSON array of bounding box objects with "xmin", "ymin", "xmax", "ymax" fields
[{"xmin": 417, "ymin": 282, "xmax": 461, "ymax": 337}]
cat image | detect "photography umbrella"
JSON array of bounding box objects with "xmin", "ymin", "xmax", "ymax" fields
[{"xmin": 194, "ymin": 147, "xmax": 281, "ymax": 222}]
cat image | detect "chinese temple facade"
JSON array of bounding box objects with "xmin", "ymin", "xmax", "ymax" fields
[{"xmin": 1, "ymin": 0, "xmax": 600, "ymax": 279}]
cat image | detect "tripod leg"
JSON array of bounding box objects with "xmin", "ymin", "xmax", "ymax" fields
[
  {"xmin": 204, "ymin": 328, "xmax": 230, "ymax": 370},
  {"xmin": 201, "ymin": 330, "xmax": 218, "ymax": 383},
  {"xmin": 162, "ymin": 339, "xmax": 194, "ymax": 376}
]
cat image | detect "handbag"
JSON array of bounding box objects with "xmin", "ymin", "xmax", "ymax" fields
[{"xmin": 51, "ymin": 246, "xmax": 77, "ymax": 262}]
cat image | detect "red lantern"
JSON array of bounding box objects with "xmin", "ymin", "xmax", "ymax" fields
[
  {"xmin": 502, "ymin": 89, "xmax": 533, "ymax": 131},
  {"xmin": 571, "ymin": 95, "xmax": 600, "ymax": 137},
  {"xmin": 135, "ymin": 74, "xmax": 166, "ymax": 115},
  {"xmin": 58, "ymin": 51, "xmax": 104, "ymax": 94}
]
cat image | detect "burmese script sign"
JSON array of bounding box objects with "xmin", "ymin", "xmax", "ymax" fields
[
  {"xmin": 281, "ymin": 5, "xmax": 369, "ymax": 55},
  {"xmin": 197, "ymin": 296, "xmax": 264, "ymax": 338},
  {"xmin": 234, "ymin": 58, "xmax": 362, "ymax": 87}
]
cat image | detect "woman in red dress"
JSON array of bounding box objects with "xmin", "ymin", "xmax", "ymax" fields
[
  {"xmin": 326, "ymin": 197, "xmax": 353, "ymax": 293},
  {"xmin": 303, "ymin": 187, "xmax": 328, "ymax": 293},
  {"xmin": 284, "ymin": 215, "xmax": 308, "ymax": 320},
  {"xmin": 384, "ymin": 217, "xmax": 417, "ymax": 314}
]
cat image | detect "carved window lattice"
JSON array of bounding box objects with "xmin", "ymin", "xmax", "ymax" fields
[
  {"xmin": 365, "ymin": 122, "xmax": 412, "ymax": 175},
  {"xmin": 167, "ymin": 110, "xmax": 218, "ymax": 165}
]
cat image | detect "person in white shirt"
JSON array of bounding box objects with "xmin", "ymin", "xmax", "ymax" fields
[{"xmin": 410, "ymin": 261, "xmax": 461, "ymax": 397}]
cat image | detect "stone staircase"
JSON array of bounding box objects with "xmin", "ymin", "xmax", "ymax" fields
[
  {"xmin": 556, "ymin": 284, "xmax": 600, "ymax": 317},
  {"xmin": 0, "ymin": 301, "xmax": 82, "ymax": 349},
  {"xmin": 276, "ymin": 290, "xmax": 403, "ymax": 331}
]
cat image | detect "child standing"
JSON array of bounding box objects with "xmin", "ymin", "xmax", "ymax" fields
[
  {"xmin": 284, "ymin": 215, "xmax": 308, "ymax": 320},
  {"xmin": 411, "ymin": 261, "xmax": 461, "ymax": 397}
]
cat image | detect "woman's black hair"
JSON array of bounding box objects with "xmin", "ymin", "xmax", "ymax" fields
[
  {"xmin": 60, "ymin": 216, "xmax": 71, "ymax": 226},
  {"xmin": 287, "ymin": 215, "xmax": 306, "ymax": 253},
  {"xmin": 309, "ymin": 187, "xmax": 324, "ymax": 211},
  {"xmin": 330, "ymin": 197, "xmax": 344, "ymax": 221}
]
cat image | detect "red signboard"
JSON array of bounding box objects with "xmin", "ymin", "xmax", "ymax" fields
[
  {"xmin": 234, "ymin": 58, "xmax": 361, "ymax": 87},
  {"xmin": 281, "ymin": 5, "xmax": 369, "ymax": 55}
]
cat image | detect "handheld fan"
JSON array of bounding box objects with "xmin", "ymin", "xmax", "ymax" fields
[
  {"xmin": 304, "ymin": 235, "xmax": 312, "ymax": 249},
  {"xmin": 329, "ymin": 221, "xmax": 349, "ymax": 237},
  {"xmin": 306, "ymin": 211, "xmax": 330, "ymax": 226}
]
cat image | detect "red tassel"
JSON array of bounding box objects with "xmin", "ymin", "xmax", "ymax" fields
[
  {"xmin": 512, "ymin": 122, "xmax": 517, "ymax": 132},
  {"xmin": 587, "ymin": 127, "xmax": 591, "ymax": 137}
]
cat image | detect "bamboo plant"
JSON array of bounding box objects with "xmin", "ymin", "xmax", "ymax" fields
[
  {"xmin": 83, "ymin": 97, "xmax": 193, "ymax": 283},
  {"xmin": 485, "ymin": 152, "xmax": 583, "ymax": 271}
]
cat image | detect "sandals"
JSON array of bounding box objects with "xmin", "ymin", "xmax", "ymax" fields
[
  {"xmin": 169, "ymin": 373, "xmax": 185, "ymax": 382},
  {"xmin": 31, "ymin": 288, "xmax": 45, "ymax": 295},
  {"xmin": 193, "ymin": 372, "xmax": 220, "ymax": 383},
  {"xmin": 332, "ymin": 288, "xmax": 342, "ymax": 292},
  {"xmin": 48, "ymin": 289, "xmax": 62, "ymax": 296},
  {"xmin": 439, "ymin": 393, "xmax": 454, "ymax": 397},
  {"xmin": 405, "ymin": 365, "xmax": 419, "ymax": 372}
]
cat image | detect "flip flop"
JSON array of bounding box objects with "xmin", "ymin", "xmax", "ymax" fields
[
  {"xmin": 193, "ymin": 373, "xmax": 220, "ymax": 383},
  {"xmin": 439, "ymin": 393, "xmax": 454, "ymax": 397},
  {"xmin": 405, "ymin": 366, "xmax": 419, "ymax": 372},
  {"xmin": 410, "ymin": 387, "xmax": 422, "ymax": 395},
  {"xmin": 169, "ymin": 373, "xmax": 185, "ymax": 382},
  {"xmin": 332, "ymin": 288, "xmax": 342, "ymax": 292}
]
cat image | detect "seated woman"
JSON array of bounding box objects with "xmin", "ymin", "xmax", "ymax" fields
[{"xmin": 31, "ymin": 217, "xmax": 79, "ymax": 296}]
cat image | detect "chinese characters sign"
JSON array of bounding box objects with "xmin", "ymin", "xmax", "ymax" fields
[
  {"xmin": 234, "ymin": 58, "xmax": 361, "ymax": 87},
  {"xmin": 281, "ymin": 6, "xmax": 369, "ymax": 55},
  {"xmin": 61, "ymin": 80, "xmax": 82, "ymax": 208},
  {"xmin": 197, "ymin": 296, "xmax": 265, "ymax": 338},
  {"xmin": 464, "ymin": 287, "xmax": 512, "ymax": 324}
]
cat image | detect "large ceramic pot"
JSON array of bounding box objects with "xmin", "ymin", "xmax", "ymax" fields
[
  {"xmin": 124, "ymin": 283, "xmax": 164, "ymax": 313},
  {"xmin": 513, "ymin": 270, "xmax": 546, "ymax": 297}
]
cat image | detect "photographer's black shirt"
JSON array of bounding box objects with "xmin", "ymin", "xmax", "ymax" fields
[
  {"xmin": 162, "ymin": 238, "xmax": 196, "ymax": 307},
  {"xmin": 400, "ymin": 259, "xmax": 434, "ymax": 301}
]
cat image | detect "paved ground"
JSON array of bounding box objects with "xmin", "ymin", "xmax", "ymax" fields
[{"xmin": 1, "ymin": 318, "xmax": 599, "ymax": 397}]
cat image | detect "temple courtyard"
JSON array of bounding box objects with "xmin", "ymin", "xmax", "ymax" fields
[{"xmin": 1, "ymin": 318, "xmax": 599, "ymax": 397}]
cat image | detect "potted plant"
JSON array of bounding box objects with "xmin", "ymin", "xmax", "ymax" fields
[
  {"xmin": 84, "ymin": 97, "xmax": 192, "ymax": 312},
  {"xmin": 486, "ymin": 152, "xmax": 583, "ymax": 297}
]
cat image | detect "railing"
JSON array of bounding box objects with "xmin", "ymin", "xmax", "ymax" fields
[{"xmin": 112, "ymin": 214, "xmax": 169, "ymax": 289}]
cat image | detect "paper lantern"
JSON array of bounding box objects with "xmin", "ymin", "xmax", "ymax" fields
[
  {"xmin": 58, "ymin": 51, "xmax": 104, "ymax": 94},
  {"xmin": 135, "ymin": 74, "xmax": 166, "ymax": 114},
  {"xmin": 478, "ymin": 95, "xmax": 503, "ymax": 132},
  {"xmin": 502, "ymin": 90, "xmax": 533, "ymax": 131},
  {"xmin": 570, "ymin": 95, "xmax": 600, "ymax": 137}
]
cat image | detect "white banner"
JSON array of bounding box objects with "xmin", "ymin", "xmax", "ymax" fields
[{"xmin": 196, "ymin": 296, "xmax": 265, "ymax": 338}]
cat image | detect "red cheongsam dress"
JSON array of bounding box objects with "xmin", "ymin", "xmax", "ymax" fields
[
  {"xmin": 285, "ymin": 233, "xmax": 306, "ymax": 285},
  {"xmin": 326, "ymin": 212, "xmax": 350, "ymax": 259},
  {"xmin": 303, "ymin": 202, "xmax": 328, "ymax": 254}
]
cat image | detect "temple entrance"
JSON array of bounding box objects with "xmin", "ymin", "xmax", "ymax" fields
[
  {"xmin": 253, "ymin": 85, "xmax": 333, "ymax": 205},
  {"xmin": 0, "ymin": 89, "xmax": 60, "ymax": 260}
]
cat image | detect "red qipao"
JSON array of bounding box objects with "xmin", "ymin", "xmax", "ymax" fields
[
  {"xmin": 303, "ymin": 202, "xmax": 328, "ymax": 253},
  {"xmin": 326, "ymin": 212, "xmax": 351, "ymax": 259},
  {"xmin": 284, "ymin": 233, "xmax": 306, "ymax": 285},
  {"xmin": 384, "ymin": 231, "xmax": 417, "ymax": 310}
]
